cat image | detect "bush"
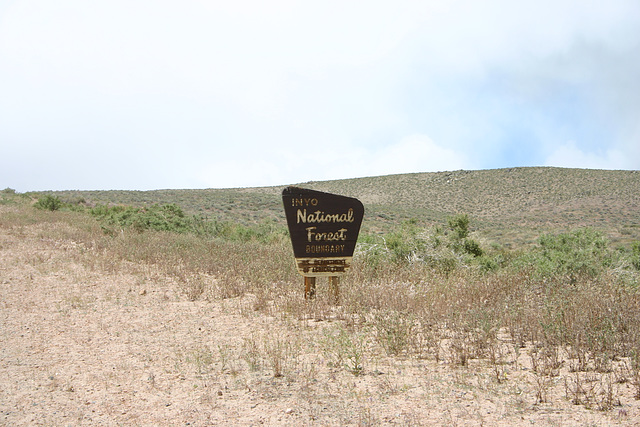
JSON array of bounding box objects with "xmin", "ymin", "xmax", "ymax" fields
[
  {"xmin": 34, "ymin": 195, "xmax": 63, "ymax": 211},
  {"xmin": 447, "ymin": 213, "xmax": 470, "ymax": 239},
  {"xmin": 463, "ymin": 238, "xmax": 484, "ymax": 257},
  {"xmin": 90, "ymin": 203, "xmax": 196, "ymax": 234},
  {"xmin": 218, "ymin": 219, "xmax": 287, "ymax": 243},
  {"xmin": 356, "ymin": 215, "xmax": 485, "ymax": 274},
  {"xmin": 384, "ymin": 220, "xmax": 425, "ymax": 262},
  {"xmin": 446, "ymin": 214, "xmax": 483, "ymax": 257},
  {"xmin": 518, "ymin": 228, "xmax": 612, "ymax": 281},
  {"xmin": 632, "ymin": 241, "xmax": 640, "ymax": 271},
  {"xmin": 89, "ymin": 203, "xmax": 287, "ymax": 243}
]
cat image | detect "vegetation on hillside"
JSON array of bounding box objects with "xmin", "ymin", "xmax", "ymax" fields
[
  {"xmin": 26, "ymin": 167, "xmax": 640, "ymax": 247},
  {"xmin": 3, "ymin": 167, "xmax": 640, "ymax": 413}
]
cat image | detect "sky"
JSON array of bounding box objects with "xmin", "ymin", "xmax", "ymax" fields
[{"xmin": 1, "ymin": 0, "xmax": 639, "ymax": 192}]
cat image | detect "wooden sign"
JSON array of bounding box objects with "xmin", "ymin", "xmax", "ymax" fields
[{"xmin": 282, "ymin": 187, "xmax": 364, "ymax": 277}]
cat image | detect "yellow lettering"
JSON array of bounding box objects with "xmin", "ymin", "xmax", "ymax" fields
[
  {"xmin": 304, "ymin": 244, "xmax": 346, "ymax": 254},
  {"xmin": 296, "ymin": 208, "xmax": 355, "ymax": 224},
  {"xmin": 306, "ymin": 227, "xmax": 348, "ymax": 242},
  {"xmin": 292, "ymin": 198, "xmax": 318, "ymax": 207}
]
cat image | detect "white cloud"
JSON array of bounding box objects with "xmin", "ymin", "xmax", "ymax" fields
[
  {"xmin": 354, "ymin": 135, "xmax": 467, "ymax": 176},
  {"xmin": 1, "ymin": 0, "xmax": 639, "ymax": 191},
  {"xmin": 197, "ymin": 134, "xmax": 466, "ymax": 188},
  {"xmin": 544, "ymin": 141, "xmax": 633, "ymax": 170}
]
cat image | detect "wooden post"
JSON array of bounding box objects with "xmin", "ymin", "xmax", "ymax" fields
[
  {"xmin": 304, "ymin": 276, "xmax": 316, "ymax": 299},
  {"xmin": 329, "ymin": 276, "xmax": 339, "ymax": 305}
]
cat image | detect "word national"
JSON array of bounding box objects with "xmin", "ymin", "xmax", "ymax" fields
[{"xmin": 296, "ymin": 208, "xmax": 355, "ymax": 224}]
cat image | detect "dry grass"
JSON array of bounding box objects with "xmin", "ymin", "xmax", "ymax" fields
[{"xmin": 2, "ymin": 199, "xmax": 640, "ymax": 425}]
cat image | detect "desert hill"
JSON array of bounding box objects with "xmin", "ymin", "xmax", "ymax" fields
[{"xmin": 41, "ymin": 167, "xmax": 640, "ymax": 247}]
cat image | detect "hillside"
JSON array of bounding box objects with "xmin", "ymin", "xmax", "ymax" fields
[
  {"xmin": 39, "ymin": 167, "xmax": 640, "ymax": 247},
  {"xmin": 3, "ymin": 167, "xmax": 640, "ymax": 425}
]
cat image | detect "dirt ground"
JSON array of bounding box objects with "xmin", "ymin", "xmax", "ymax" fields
[{"xmin": 1, "ymin": 218, "xmax": 640, "ymax": 426}]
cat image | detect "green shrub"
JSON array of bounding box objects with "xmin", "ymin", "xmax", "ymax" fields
[
  {"xmin": 632, "ymin": 241, "xmax": 640, "ymax": 271},
  {"xmin": 463, "ymin": 238, "xmax": 483, "ymax": 257},
  {"xmin": 518, "ymin": 228, "xmax": 612, "ymax": 281},
  {"xmin": 321, "ymin": 327, "xmax": 367, "ymax": 375},
  {"xmin": 34, "ymin": 195, "xmax": 63, "ymax": 211},
  {"xmin": 478, "ymin": 255, "xmax": 500, "ymax": 273},
  {"xmin": 217, "ymin": 219, "xmax": 287, "ymax": 243},
  {"xmin": 1, "ymin": 188, "xmax": 21, "ymax": 206},
  {"xmin": 89, "ymin": 202, "xmax": 287, "ymax": 243},
  {"xmin": 446, "ymin": 214, "xmax": 483, "ymax": 257},
  {"xmin": 382, "ymin": 220, "xmax": 425, "ymax": 263},
  {"xmin": 447, "ymin": 213, "xmax": 470, "ymax": 239},
  {"xmin": 359, "ymin": 215, "xmax": 485, "ymax": 273},
  {"xmin": 90, "ymin": 203, "xmax": 196, "ymax": 234}
]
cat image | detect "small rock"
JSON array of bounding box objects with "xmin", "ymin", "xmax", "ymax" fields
[
  {"xmin": 139, "ymin": 289, "xmax": 147, "ymax": 296},
  {"xmin": 285, "ymin": 408, "xmax": 294, "ymax": 415}
]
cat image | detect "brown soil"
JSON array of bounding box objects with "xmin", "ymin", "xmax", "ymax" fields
[{"xmin": 1, "ymin": 219, "xmax": 640, "ymax": 426}]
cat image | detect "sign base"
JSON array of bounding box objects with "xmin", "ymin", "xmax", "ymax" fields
[{"xmin": 304, "ymin": 276, "xmax": 340, "ymax": 304}]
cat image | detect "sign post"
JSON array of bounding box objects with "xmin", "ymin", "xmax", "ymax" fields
[{"xmin": 282, "ymin": 187, "xmax": 364, "ymax": 303}]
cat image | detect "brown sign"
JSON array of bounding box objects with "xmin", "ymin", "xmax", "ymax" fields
[{"xmin": 282, "ymin": 187, "xmax": 364, "ymax": 277}]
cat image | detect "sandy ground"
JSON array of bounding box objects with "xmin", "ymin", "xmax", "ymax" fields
[{"xmin": 1, "ymin": 219, "xmax": 640, "ymax": 426}]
